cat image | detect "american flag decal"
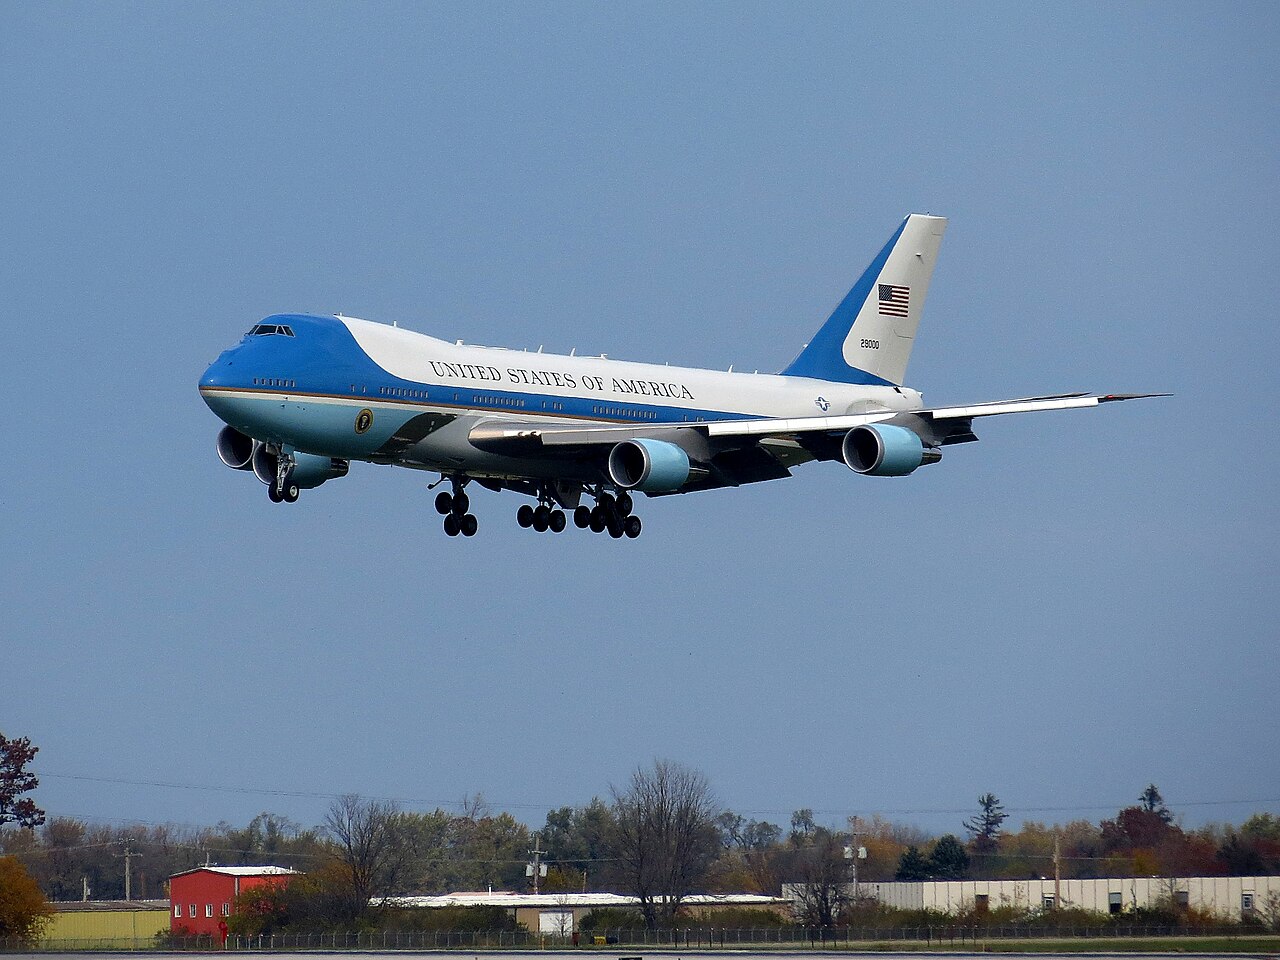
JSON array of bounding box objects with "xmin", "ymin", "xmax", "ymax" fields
[{"xmin": 878, "ymin": 283, "xmax": 910, "ymax": 317}]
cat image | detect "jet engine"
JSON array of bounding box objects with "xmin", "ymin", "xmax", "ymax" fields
[
  {"xmin": 252, "ymin": 445, "xmax": 350, "ymax": 489},
  {"xmin": 216, "ymin": 426, "xmax": 258, "ymax": 470},
  {"xmin": 607, "ymin": 438, "xmax": 691, "ymax": 493},
  {"xmin": 842, "ymin": 424, "xmax": 941, "ymax": 477}
]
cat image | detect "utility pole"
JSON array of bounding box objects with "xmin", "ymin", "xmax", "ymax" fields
[
  {"xmin": 115, "ymin": 839, "xmax": 141, "ymax": 901},
  {"xmin": 1053, "ymin": 833, "xmax": 1061, "ymax": 910},
  {"xmin": 526, "ymin": 833, "xmax": 547, "ymax": 894},
  {"xmin": 845, "ymin": 819, "xmax": 867, "ymax": 906}
]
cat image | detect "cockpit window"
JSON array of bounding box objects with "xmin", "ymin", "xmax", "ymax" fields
[{"xmin": 247, "ymin": 324, "xmax": 295, "ymax": 337}]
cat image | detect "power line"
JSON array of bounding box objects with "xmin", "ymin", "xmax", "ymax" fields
[{"xmin": 39, "ymin": 772, "xmax": 1280, "ymax": 819}]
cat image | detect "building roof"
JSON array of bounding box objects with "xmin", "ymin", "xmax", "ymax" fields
[
  {"xmin": 171, "ymin": 865, "xmax": 300, "ymax": 879},
  {"xmin": 52, "ymin": 900, "xmax": 170, "ymax": 913},
  {"xmin": 385, "ymin": 891, "xmax": 788, "ymax": 909}
]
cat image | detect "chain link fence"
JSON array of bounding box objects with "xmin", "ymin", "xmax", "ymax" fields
[{"xmin": 5, "ymin": 923, "xmax": 1274, "ymax": 952}]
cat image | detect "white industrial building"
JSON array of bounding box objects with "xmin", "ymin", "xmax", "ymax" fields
[
  {"xmin": 384, "ymin": 891, "xmax": 789, "ymax": 933},
  {"xmin": 861, "ymin": 876, "xmax": 1279, "ymax": 921}
]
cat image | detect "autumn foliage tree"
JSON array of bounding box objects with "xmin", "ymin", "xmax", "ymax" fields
[
  {"xmin": 0, "ymin": 855, "xmax": 54, "ymax": 944},
  {"xmin": 0, "ymin": 734, "xmax": 45, "ymax": 829}
]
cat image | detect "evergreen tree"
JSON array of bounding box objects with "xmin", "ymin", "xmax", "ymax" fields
[
  {"xmin": 1139, "ymin": 784, "xmax": 1173, "ymax": 825},
  {"xmin": 895, "ymin": 845, "xmax": 930, "ymax": 881},
  {"xmin": 928, "ymin": 834, "xmax": 970, "ymax": 880},
  {"xmin": 963, "ymin": 793, "xmax": 1008, "ymax": 854}
]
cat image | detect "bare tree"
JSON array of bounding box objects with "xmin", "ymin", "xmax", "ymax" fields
[
  {"xmin": 323, "ymin": 795, "xmax": 407, "ymax": 919},
  {"xmin": 787, "ymin": 826, "xmax": 852, "ymax": 926},
  {"xmin": 610, "ymin": 760, "xmax": 720, "ymax": 929}
]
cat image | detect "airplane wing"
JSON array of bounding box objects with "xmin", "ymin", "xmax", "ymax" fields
[{"xmin": 469, "ymin": 393, "xmax": 1166, "ymax": 491}]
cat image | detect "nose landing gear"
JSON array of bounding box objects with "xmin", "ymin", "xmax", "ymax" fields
[{"xmin": 267, "ymin": 450, "xmax": 299, "ymax": 503}]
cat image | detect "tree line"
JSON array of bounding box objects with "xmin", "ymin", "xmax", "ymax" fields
[{"xmin": 3, "ymin": 731, "xmax": 1279, "ymax": 938}]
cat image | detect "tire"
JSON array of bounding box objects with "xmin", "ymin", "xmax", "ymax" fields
[
  {"xmin": 435, "ymin": 491, "xmax": 453, "ymax": 515},
  {"xmin": 532, "ymin": 506, "xmax": 550, "ymax": 533},
  {"xmin": 549, "ymin": 510, "xmax": 567, "ymax": 533},
  {"xmin": 268, "ymin": 485, "xmax": 283, "ymax": 503},
  {"xmin": 452, "ymin": 491, "xmax": 469, "ymax": 516},
  {"xmin": 573, "ymin": 505, "xmax": 591, "ymax": 528},
  {"xmin": 443, "ymin": 514, "xmax": 461, "ymax": 537},
  {"xmin": 461, "ymin": 514, "xmax": 478, "ymax": 537},
  {"xmin": 607, "ymin": 520, "xmax": 624, "ymax": 539},
  {"xmin": 624, "ymin": 515, "xmax": 642, "ymax": 538},
  {"xmin": 517, "ymin": 504, "xmax": 535, "ymax": 528},
  {"xmin": 589, "ymin": 509, "xmax": 606, "ymax": 533},
  {"xmin": 617, "ymin": 493, "xmax": 633, "ymax": 517},
  {"xmin": 283, "ymin": 485, "xmax": 299, "ymax": 503}
]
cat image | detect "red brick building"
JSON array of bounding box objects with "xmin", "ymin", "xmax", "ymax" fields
[{"xmin": 168, "ymin": 866, "xmax": 297, "ymax": 936}]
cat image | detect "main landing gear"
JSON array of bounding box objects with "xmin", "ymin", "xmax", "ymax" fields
[
  {"xmin": 430, "ymin": 478, "xmax": 642, "ymax": 539},
  {"xmin": 434, "ymin": 478, "xmax": 478, "ymax": 537},
  {"xmin": 573, "ymin": 489, "xmax": 642, "ymax": 539},
  {"xmin": 516, "ymin": 500, "xmax": 568, "ymax": 534}
]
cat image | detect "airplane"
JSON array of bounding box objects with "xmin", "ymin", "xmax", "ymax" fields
[{"xmin": 198, "ymin": 214, "xmax": 1159, "ymax": 539}]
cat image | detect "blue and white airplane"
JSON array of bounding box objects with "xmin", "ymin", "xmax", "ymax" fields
[{"xmin": 199, "ymin": 214, "xmax": 1157, "ymax": 539}]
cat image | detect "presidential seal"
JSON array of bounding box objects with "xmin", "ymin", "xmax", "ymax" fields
[{"xmin": 354, "ymin": 408, "xmax": 374, "ymax": 434}]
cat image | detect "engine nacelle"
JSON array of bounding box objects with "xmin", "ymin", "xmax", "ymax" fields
[
  {"xmin": 607, "ymin": 438, "xmax": 691, "ymax": 492},
  {"xmin": 253, "ymin": 446, "xmax": 350, "ymax": 489},
  {"xmin": 216, "ymin": 426, "xmax": 258, "ymax": 470},
  {"xmin": 842, "ymin": 424, "xmax": 940, "ymax": 477}
]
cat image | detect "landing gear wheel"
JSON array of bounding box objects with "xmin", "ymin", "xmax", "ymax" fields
[
  {"xmin": 443, "ymin": 514, "xmax": 461, "ymax": 537},
  {"xmin": 435, "ymin": 491, "xmax": 453, "ymax": 515},
  {"xmin": 452, "ymin": 491, "xmax": 469, "ymax": 516},
  {"xmin": 549, "ymin": 509, "xmax": 567, "ymax": 533},
  {"xmin": 517, "ymin": 504, "xmax": 535, "ymax": 528},
  {"xmin": 573, "ymin": 505, "xmax": 591, "ymax": 528},
  {"xmin": 268, "ymin": 484, "xmax": 283, "ymax": 503},
  {"xmin": 624, "ymin": 515, "xmax": 642, "ymax": 538},
  {"xmin": 533, "ymin": 505, "xmax": 551, "ymax": 532},
  {"xmin": 460, "ymin": 514, "xmax": 478, "ymax": 537},
  {"xmin": 616, "ymin": 492, "xmax": 633, "ymax": 517},
  {"xmin": 283, "ymin": 484, "xmax": 299, "ymax": 503},
  {"xmin": 607, "ymin": 518, "xmax": 624, "ymax": 539},
  {"xmin": 589, "ymin": 508, "xmax": 606, "ymax": 533}
]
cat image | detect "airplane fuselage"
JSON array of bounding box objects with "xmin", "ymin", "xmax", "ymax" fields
[{"xmin": 199, "ymin": 313, "xmax": 923, "ymax": 483}]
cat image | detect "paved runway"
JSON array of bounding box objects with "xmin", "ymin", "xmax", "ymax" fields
[{"xmin": 11, "ymin": 953, "xmax": 1278, "ymax": 960}]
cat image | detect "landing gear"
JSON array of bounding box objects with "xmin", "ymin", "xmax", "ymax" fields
[
  {"xmin": 580, "ymin": 488, "xmax": 643, "ymax": 539},
  {"xmin": 437, "ymin": 477, "xmax": 477, "ymax": 537},
  {"xmin": 517, "ymin": 491, "xmax": 566, "ymax": 534},
  {"xmin": 268, "ymin": 451, "xmax": 299, "ymax": 504}
]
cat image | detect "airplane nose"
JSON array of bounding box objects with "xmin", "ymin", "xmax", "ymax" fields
[{"xmin": 199, "ymin": 348, "xmax": 239, "ymax": 390}]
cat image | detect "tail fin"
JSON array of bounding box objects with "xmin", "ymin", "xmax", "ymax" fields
[{"xmin": 782, "ymin": 213, "xmax": 947, "ymax": 386}]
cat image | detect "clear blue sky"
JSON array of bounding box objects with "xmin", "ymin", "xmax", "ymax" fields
[{"xmin": 2, "ymin": 2, "xmax": 1276, "ymax": 840}]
